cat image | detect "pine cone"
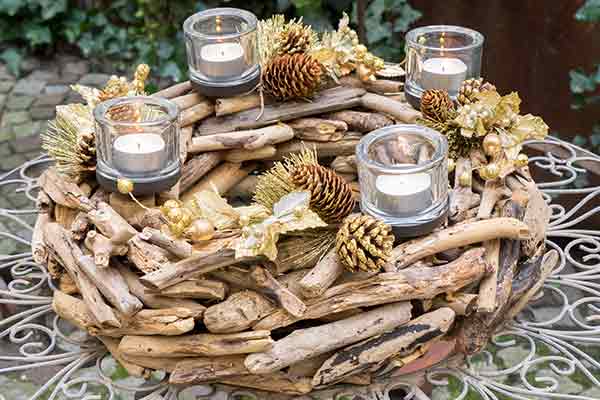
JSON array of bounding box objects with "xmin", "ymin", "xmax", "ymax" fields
[
  {"xmin": 76, "ymin": 131, "xmax": 96, "ymax": 173},
  {"xmin": 336, "ymin": 213, "xmax": 394, "ymax": 272},
  {"xmin": 421, "ymin": 89, "xmax": 454, "ymax": 122},
  {"xmin": 279, "ymin": 24, "xmax": 314, "ymax": 55},
  {"xmin": 263, "ymin": 54, "xmax": 323, "ymax": 100},
  {"xmin": 291, "ymin": 164, "xmax": 354, "ymax": 224},
  {"xmin": 457, "ymin": 78, "xmax": 496, "ymax": 105}
]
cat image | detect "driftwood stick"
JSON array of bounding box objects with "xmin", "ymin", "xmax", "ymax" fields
[
  {"xmin": 127, "ymin": 234, "xmax": 173, "ymax": 274},
  {"xmin": 330, "ymin": 155, "xmax": 357, "ymax": 174},
  {"xmin": 339, "ymin": 76, "xmax": 404, "ymax": 95},
  {"xmin": 312, "ymin": 308, "xmax": 455, "ymax": 386},
  {"xmin": 98, "ymin": 336, "xmax": 149, "ymax": 378},
  {"xmin": 54, "ymin": 205, "xmax": 79, "ymax": 230},
  {"xmin": 119, "ymin": 330, "xmax": 273, "ymax": 358},
  {"xmin": 432, "ymin": 293, "xmax": 478, "ymax": 316},
  {"xmin": 215, "ymin": 94, "xmax": 262, "ymax": 116},
  {"xmin": 87, "ymin": 202, "xmax": 137, "ymax": 244},
  {"xmin": 121, "ymin": 353, "xmax": 186, "ymax": 373},
  {"xmin": 449, "ymin": 157, "xmax": 480, "ymax": 223},
  {"xmin": 288, "ymin": 118, "xmax": 348, "ymax": 142},
  {"xmin": 477, "ymin": 239, "xmax": 500, "ymax": 313},
  {"xmin": 35, "ymin": 188, "xmax": 54, "ymax": 214},
  {"xmin": 44, "ymin": 223, "xmax": 120, "ymax": 327},
  {"xmin": 254, "ymin": 248, "xmax": 489, "ymax": 331},
  {"xmin": 361, "ymin": 93, "xmax": 420, "ymax": 123},
  {"xmin": 386, "ymin": 217, "xmax": 530, "ymax": 271},
  {"xmin": 219, "ymin": 374, "xmax": 313, "ymax": 395},
  {"xmin": 298, "ymin": 247, "xmax": 345, "ymax": 298},
  {"xmin": 37, "ymin": 167, "xmax": 89, "ymax": 210},
  {"xmin": 172, "ymin": 92, "xmax": 205, "ymax": 110},
  {"xmin": 204, "ymin": 290, "xmax": 276, "ymax": 333},
  {"xmin": 139, "ymin": 227, "xmax": 192, "ymax": 259},
  {"xmin": 120, "ymin": 266, "xmax": 205, "ymax": 317},
  {"xmin": 326, "ymin": 110, "xmax": 393, "ymax": 133},
  {"xmin": 179, "ymin": 125, "xmax": 194, "ymax": 164},
  {"xmin": 189, "ymin": 124, "xmax": 294, "ymax": 153},
  {"xmin": 179, "ymin": 152, "xmax": 223, "ymax": 193},
  {"xmin": 250, "ymin": 266, "xmax": 306, "ymax": 317},
  {"xmin": 245, "ymin": 302, "xmax": 412, "ymax": 374},
  {"xmin": 70, "ymin": 188, "xmax": 108, "ymax": 240},
  {"xmin": 32, "ymin": 212, "xmax": 50, "ymax": 264},
  {"xmin": 270, "ymin": 138, "xmax": 359, "ymax": 160},
  {"xmin": 180, "ymin": 162, "xmax": 257, "ymax": 202},
  {"xmin": 153, "ymin": 81, "xmax": 192, "ymax": 99},
  {"xmin": 519, "ymin": 177, "xmax": 551, "ymax": 257},
  {"xmin": 196, "ymin": 87, "xmax": 365, "ymax": 135},
  {"xmin": 139, "ymin": 248, "xmax": 244, "ymax": 290},
  {"xmin": 84, "ymin": 230, "xmax": 127, "ymax": 267},
  {"xmin": 180, "ymin": 101, "xmax": 214, "ymax": 127},
  {"xmin": 223, "ymin": 145, "xmax": 276, "ymax": 162},
  {"xmin": 477, "ymin": 180, "xmax": 509, "ymax": 219},
  {"xmin": 170, "ymin": 355, "xmax": 248, "ymax": 384},
  {"xmin": 77, "ymin": 255, "xmax": 142, "ymax": 317},
  {"xmin": 153, "ymin": 279, "xmax": 227, "ymax": 301}
]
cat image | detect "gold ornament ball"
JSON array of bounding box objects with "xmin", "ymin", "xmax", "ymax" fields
[
  {"xmin": 187, "ymin": 219, "xmax": 215, "ymax": 242},
  {"xmin": 448, "ymin": 158, "xmax": 456, "ymax": 173},
  {"xmin": 162, "ymin": 199, "xmax": 181, "ymax": 210},
  {"xmin": 481, "ymin": 163, "xmax": 500, "ymax": 180},
  {"xmin": 239, "ymin": 214, "xmax": 250, "ymax": 226},
  {"xmin": 117, "ymin": 178, "xmax": 134, "ymax": 194},
  {"xmin": 515, "ymin": 153, "xmax": 529, "ymax": 168},
  {"xmin": 482, "ymin": 133, "xmax": 502, "ymax": 156},
  {"xmin": 167, "ymin": 207, "xmax": 184, "ymax": 223},
  {"xmin": 458, "ymin": 171, "xmax": 471, "ymax": 187}
]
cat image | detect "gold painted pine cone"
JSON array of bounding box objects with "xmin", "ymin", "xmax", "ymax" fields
[
  {"xmin": 291, "ymin": 164, "xmax": 355, "ymax": 224},
  {"xmin": 262, "ymin": 53, "xmax": 323, "ymax": 100},
  {"xmin": 420, "ymin": 89, "xmax": 455, "ymax": 122},
  {"xmin": 336, "ymin": 213, "xmax": 394, "ymax": 272},
  {"xmin": 457, "ymin": 77, "xmax": 496, "ymax": 105}
]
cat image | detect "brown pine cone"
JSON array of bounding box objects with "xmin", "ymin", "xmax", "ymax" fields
[
  {"xmin": 420, "ymin": 89, "xmax": 455, "ymax": 122},
  {"xmin": 457, "ymin": 78, "xmax": 496, "ymax": 105},
  {"xmin": 336, "ymin": 213, "xmax": 394, "ymax": 272},
  {"xmin": 263, "ymin": 53, "xmax": 323, "ymax": 100},
  {"xmin": 291, "ymin": 164, "xmax": 355, "ymax": 224},
  {"xmin": 279, "ymin": 24, "xmax": 314, "ymax": 55}
]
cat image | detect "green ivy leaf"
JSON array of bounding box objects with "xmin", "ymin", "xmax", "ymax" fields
[
  {"xmin": 0, "ymin": 47, "xmax": 22, "ymax": 77},
  {"xmin": 24, "ymin": 22, "xmax": 52, "ymax": 47},
  {"xmin": 39, "ymin": 0, "xmax": 67, "ymax": 20},
  {"xmin": 575, "ymin": 0, "xmax": 600, "ymax": 22},
  {"xmin": 0, "ymin": 0, "xmax": 23, "ymax": 16},
  {"xmin": 569, "ymin": 69, "xmax": 596, "ymax": 94}
]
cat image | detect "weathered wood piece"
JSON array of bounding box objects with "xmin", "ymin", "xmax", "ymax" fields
[
  {"xmin": 432, "ymin": 293, "xmax": 478, "ymax": 316},
  {"xmin": 153, "ymin": 279, "xmax": 227, "ymax": 301},
  {"xmin": 119, "ymin": 330, "xmax": 273, "ymax": 358},
  {"xmin": 44, "ymin": 223, "xmax": 120, "ymax": 327},
  {"xmin": 331, "ymin": 155, "xmax": 357, "ymax": 174},
  {"xmin": 519, "ymin": 177, "xmax": 551, "ymax": 257},
  {"xmin": 189, "ymin": 124, "xmax": 294, "ymax": 153},
  {"xmin": 87, "ymin": 202, "xmax": 137, "ymax": 244},
  {"xmin": 250, "ymin": 265, "xmax": 306, "ymax": 317},
  {"xmin": 385, "ymin": 217, "xmax": 530, "ymax": 271},
  {"xmin": 219, "ymin": 373, "xmax": 313, "ymax": 395},
  {"xmin": 196, "ymin": 87, "xmax": 365, "ymax": 135},
  {"xmin": 298, "ymin": 247, "xmax": 345, "ymax": 298},
  {"xmin": 70, "ymin": 188, "xmax": 108, "ymax": 240},
  {"xmin": 127, "ymin": 234, "xmax": 173, "ymax": 274},
  {"xmin": 269, "ymin": 138, "xmax": 359, "ymax": 160},
  {"xmin": 477, "ymin": 179, "xmax": 509, "ymax": 219},
  {"xmin": 477, "ymin": 239, "xmax": 500, "ymax": 313},
  {"xmin": 54, "ymin": 204, "xmax": 79, "ymax": 229},
  {"xmin": 139, "ymin": 227, "xmax": 192, "ymax": 259},
  {"xmin": 254, "ymin": 248, "xmax": 489, "ymax": 331},
  {"xmin": 32, "ymin": 212, "xmax": 50, "ymax": 264},
  {"xmin": 172, "ymin": 92, "xmax": 205, "ymax": 110},
  {"xmin": 312, "ymin": 307, "xmax": 455, "ymax": 386},
  {"xmin": 339, "ymin": 76, "xmax": 404, "ymax": 94},
  {"xmin": 326, "ymin": 110, "xmax": 393, "ymax": 133},
  {"xmin": 204, "ymin": 290, "xmax": 276, "ymax": 333},
  {"xmin": 288, "ymin": 117, "xmax": 348, "ymax": 141},
  {"xmin": 449, "ymin": 157, "xmax": 480, "ymax": 223},
  {"xmin": 84, "ymin": 230, "xmax": 127, "ymax": 267},
  {"xmin": 120, "ymin": 266, "xmax": 206, "ymax": 317},
  {"xmin": 180, "ymin": 101, "xmax": 214, "ymax": 127},
  {"xmin": 361, "ymin": 93, "xmax": 420, "ymax": 123},
  {"xmin": 179, "ymin": 152, "xmax": 223, "ymax": 193},
  {"xmin": 223, "ymin": 145, "xmax": 277, "ymax": 162},
  {"xmin": 181, "ymin": 162, "xmax": 257, "ymax": 202},
  {"xmin": 37, "ymin": 167, "xmax": 89, "ymax": 210},
  {"xmin": 35, "ymin": 189, "xmax": 54, "ymax": 214},
  {"xmin": 215, "ymin": 94, "xmax": 262, "ymax": 116},
  {"xmin": 170, "ymin": 355, "xmax": 248, "ymax": 384},
  {"xmin": 153, "ymin": 80, "xmax": 191, "ymax": 99},
  {"xmin": 139, "ymin": 248, "xmax": 244, "ymax": 290},
  {"xmin": 98, "ymin": 336, "xmax": 148, "ymax": 378},
  {"xmin": 77, "ymin": 255, "xmax": 142, "ymax": 317},
  {"xmin": 244, "ymin": 302, "xmax": 412, "ymax": 374},
  {"xmin": 108, "ymin": 192, "xmax": 155, "ymax": 226}
]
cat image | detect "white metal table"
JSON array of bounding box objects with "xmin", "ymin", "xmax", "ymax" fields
[{"xmin": 1, "ymin": 137, "xmax": 599, "ymax": 400}]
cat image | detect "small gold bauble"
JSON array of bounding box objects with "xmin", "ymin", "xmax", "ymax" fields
[
  {"xmin": 162, "ymin": 199, "xmax": 181, "ymax": 210},
  {"xmin": 186, "ymin": 219, "xmax": 215, "ymax": 242},
  {"xmin": 117, "ymin": 178, "xmax": 134, "ymax": 194},
  {"xmin": 482, "ymin": 133, "xmax": 502, "ymax": 156},
  {"xmin": 481, "ymin": 163, "xmax": 500, "ymax": 180},
  {"xmin": 293, "ymin": 206, "xmax": 304, "ymax": 218},
  {"xmin": 515, "ymin": 153, "xmax": 529, "ymax": 168},
  {"xmin": 179, "ymin": 210, "xmax": 193, "ymax": 227},
  {"xmin": 447, "ymin": 159, "xmax": 456, "ymax": 173},
  {"xmin": 167, "ymin": 207, "xmax": 184, "ymax": 223},
  {"xmin": 458, "ymin": 171, "xmax": 472, "ymax": 187},
  {"xmin": 239, "ymin": 215, "xmax": 250, "ymax": 226},
  {"xmin": 170, "ymin": 220, "xmax": 188, "ymax": 237}
]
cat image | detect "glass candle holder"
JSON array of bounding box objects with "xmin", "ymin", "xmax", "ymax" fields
[
  {"xmin": 404, "ymin": 25, "xmax": 484, "ymax": 109},
  {"xmin": 95, "ymin": 96, "xmax": 181, "ymax": 195},
  {"xmin": 356, "ymin": 124, "xmax": 448, "ymax": 237},
  {"xmin": 184, "ymin": 8, "xmax": 260, "ymax": 97}
]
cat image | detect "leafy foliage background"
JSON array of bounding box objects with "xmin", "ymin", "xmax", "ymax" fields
[{"xmin": 0, "ymin": 0, "xmax": 421, "ymax": 83}]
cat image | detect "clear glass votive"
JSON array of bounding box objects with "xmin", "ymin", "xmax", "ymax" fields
[
  {"xmin": 183, "ymin": 8, "xmax": 260, "ymax": 97},
  {"xmin": 94, "ymin": 96, "xmax": 181, "ymax": 195},
  {"xmin": 404, "ymin": 25, "xmax": 484, "ymax": 109},
  {"xmin": 356, "ymin": 124, "xmax": 448, "ymax": 237}
]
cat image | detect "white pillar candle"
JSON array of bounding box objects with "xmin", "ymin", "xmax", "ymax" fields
[
  {"xmin": 421, "ymin": 57, "xmax": 468, "ymax": 93},
  {"xmin": 375, "ymin": 173, "xmax": 432, "ymax": 216},
  {"xmin": 112, "ymin": 133, "xmax": 166, "ymax": 174},
  {"xmin": 199, "ymin": 42, "xmax": 246, "ymax": 79}
]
